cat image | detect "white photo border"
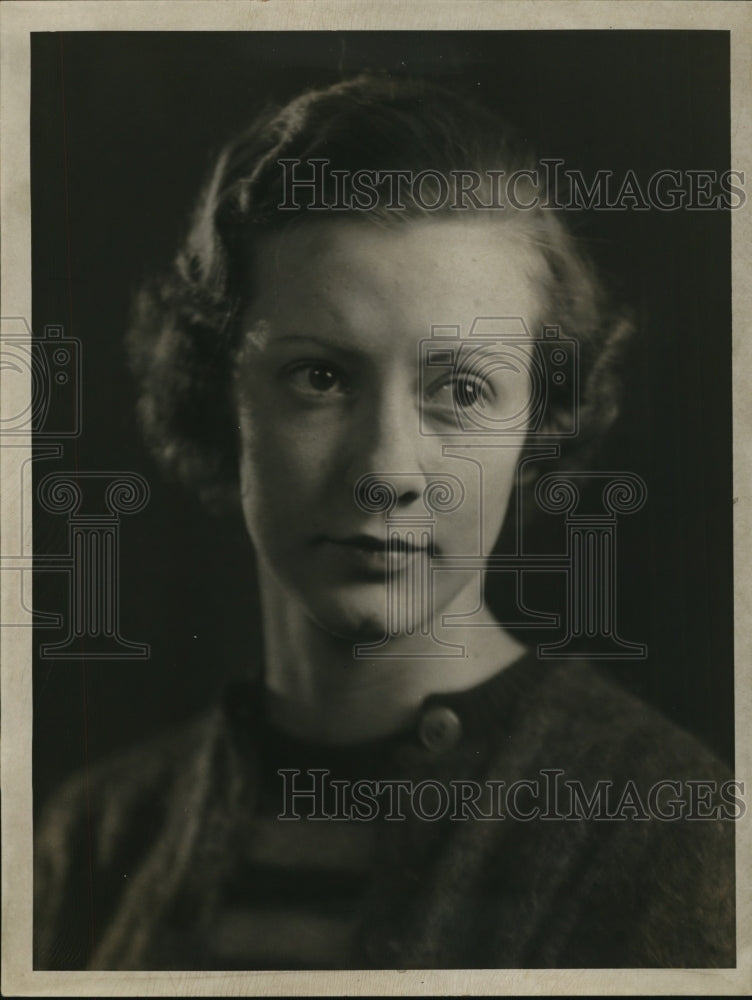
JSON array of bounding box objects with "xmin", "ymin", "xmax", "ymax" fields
[{"xmin": 2, "ymin": 1, "xmax": 750, "ymax": 995}]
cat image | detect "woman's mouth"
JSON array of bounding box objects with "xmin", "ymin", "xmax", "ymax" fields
[{"xmin": 321, "ymin": 533, "xmax": 432, "ymax": 576}]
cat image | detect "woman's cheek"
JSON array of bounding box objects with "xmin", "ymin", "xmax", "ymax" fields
[
  {"xmin": 240, "ymin": 414, "xmax": 338, "ymax": 516},
  {"xmin": 477, "ymin": 451, "xmax": 524, "ymax": 546}
]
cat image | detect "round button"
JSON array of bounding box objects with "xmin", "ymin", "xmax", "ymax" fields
[{"xmin": 418, "ymin": 705, "xmax": 462, "ymax": 753}]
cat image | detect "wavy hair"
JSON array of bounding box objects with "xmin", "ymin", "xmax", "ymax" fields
[{"xmin": 127, "ymin": 73, "xmax": 633, "ymax": 516}]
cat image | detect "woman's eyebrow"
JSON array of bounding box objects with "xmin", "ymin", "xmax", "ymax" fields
[
  {"xmin": 263, "ymin": 333, "xmax": 369, "ymax": 360},
  {"xmin": 428, "ymin": 341, "xmax": 528, "ymax": 365}
]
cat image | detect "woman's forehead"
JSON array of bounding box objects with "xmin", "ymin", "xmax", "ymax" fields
[{"xmin": 242, "ymin": 216, "xmax": 545, "ymax": 339}]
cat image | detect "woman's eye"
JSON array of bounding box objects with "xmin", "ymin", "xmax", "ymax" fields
[
  {"xmin": 451, "ymin": 374, "xmax": 486, "ymax": 408},
  {"xmin": 427, "ymin": 372, "xmax": 490, "ymax": 412},
  {"xmin": 284, "ymin": 362, "xmax": 350, "ymax": 399}
]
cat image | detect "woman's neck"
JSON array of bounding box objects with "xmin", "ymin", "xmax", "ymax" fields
[{"xmin": 258, "ymin": 566, "xmax": 527, "ymax": 745}]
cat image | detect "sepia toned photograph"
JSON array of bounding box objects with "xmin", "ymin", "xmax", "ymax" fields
[{"xmin": 2, "ymin": 4, "xmax": 750, "ymax": 996}]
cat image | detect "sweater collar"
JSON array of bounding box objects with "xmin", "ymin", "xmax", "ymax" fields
[{"xmin": 221, "ymin": 646, "xmax": 555, "ymax": 773}]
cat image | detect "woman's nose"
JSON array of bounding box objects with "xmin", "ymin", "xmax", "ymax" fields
[{"xmin": 345, "ymin": 386, "xmax": 427, "ymax": 509}]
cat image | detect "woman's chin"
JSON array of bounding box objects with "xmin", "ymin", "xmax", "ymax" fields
[
  {"xmin": 309, "ymin": 607, "xmax": 390, "ymax": 644},
  {"xmin": 301, "ymin": 588, "xmax": 397, "ymax": 645}
]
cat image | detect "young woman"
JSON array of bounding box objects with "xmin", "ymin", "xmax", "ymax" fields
[{"xmin": 34, "ymin": 74, "xmax": 735, "ymax": 970}]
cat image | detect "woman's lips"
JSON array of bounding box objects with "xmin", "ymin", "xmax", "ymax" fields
[
  {"xmin": 320, "ymin": 534, "xmax": 432, "ymax": 576},
  {"xmin": 335, "ymin": 533, "xmax": 427, "ymax": 552}
]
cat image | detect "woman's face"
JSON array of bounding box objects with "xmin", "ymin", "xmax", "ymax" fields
[{"xmin": 233, "ymin": 217, "xmax": 542, "ymax": 640}]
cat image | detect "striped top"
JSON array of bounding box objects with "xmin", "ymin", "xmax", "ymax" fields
[{"xmin": 206, "ymin": 720, "xmax": 397, "ymax": 970}]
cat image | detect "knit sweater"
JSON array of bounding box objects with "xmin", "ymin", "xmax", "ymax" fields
[{"xmin": 34, "ymin": 653, "xmax": 736, "ymax": 969}]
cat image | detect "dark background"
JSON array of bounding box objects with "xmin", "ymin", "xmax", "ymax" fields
[{"xmin": 31, "ymin": 31, "xmax": 734, "ymax": 812}]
